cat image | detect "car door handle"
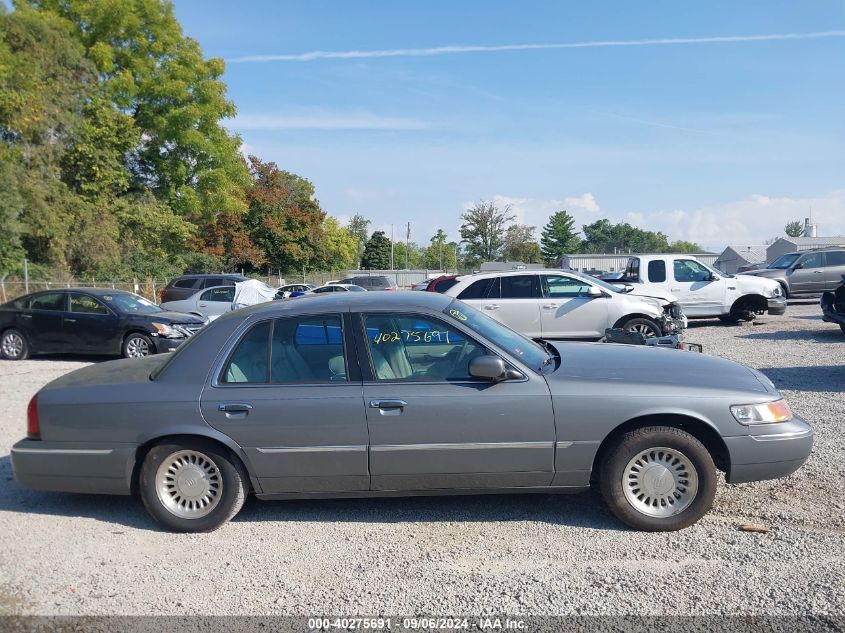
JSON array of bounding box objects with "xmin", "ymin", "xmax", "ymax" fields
[
  {"xmin": 369, "ymin": 400, "xmax": 408, "ymax": 409},
  {"xmin": 484, "ymin": 304, "xmax": 500, "ymax": 310},
  {"xmin": 542, "ymin": 304, "xmax": 559, "ymax": 310},
  {"xmin": 218, "ymin": 403, "xmax": 253, "ymax": 412},
  {"xmin": 813, "ymin": 270, "xmax": 823, "ymax": 274},
  {"xmin": 63, "ymin": 318, "xmax": 76, "ymax": 323},
  {"xmin": 20, "ymin": 314, "xmax": 32, "ymax": 319},
  {"xmin": 199, "ymin": 303, "xmax": 208, "ymax": 306}
]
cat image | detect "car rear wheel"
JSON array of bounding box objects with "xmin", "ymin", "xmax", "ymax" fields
[
  {"xmin": 1, "ymin": 328, "xmax": 30, "ymax": 360},
  {"xmin": 123, "ymin": 332, "xmax": 153, "ymax": 358},
  {"xmin": 139, "ymin": 440, "xmax": 248, "ymax": 532},
  {"xmin": 840, "ymin": 324, "xmax": 845, "ymax": 335},
  {"xmin": 599, "ymin": 426, "xmax": 717, "ymax": 531},
  {"xmin": 621, "ymin": 317, "xmax": 662, "ymax": 338}
]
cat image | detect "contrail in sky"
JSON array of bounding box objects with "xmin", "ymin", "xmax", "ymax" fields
[{"xmin": 228, "ymin": 30, "xmax": 845, "ymax": 63}]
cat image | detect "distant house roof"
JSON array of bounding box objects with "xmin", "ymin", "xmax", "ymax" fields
[
  {"xmin": 776, "ymin": 236, "xmax": 845, "ymax": 248},
  {"xmin": 479, "ymin": 261, "xmax": 546, "ymax": 271},
  {"xmin": 718, "ymin": 245, "xmax": 768, "ymax": 264}
]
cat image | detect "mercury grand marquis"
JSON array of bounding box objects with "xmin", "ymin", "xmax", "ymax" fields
[{"xmin": 11, "ymin": 292, "xmax": 813, "ymax": 532}]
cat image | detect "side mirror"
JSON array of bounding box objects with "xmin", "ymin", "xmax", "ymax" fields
[
  {"xmin": 792, "ymin": 263, "xmax": 803, "ymax": 270},
  {"xmin": 468, "ymin": 355, "xmax": 507, "ymax": 381},
  {"xmin": 708, "ymin": 273, "xmax": 719, "ymax": 281},
  {"xmin": 587, "ymin": 286, "xmax": 604, "ymax": 297}
]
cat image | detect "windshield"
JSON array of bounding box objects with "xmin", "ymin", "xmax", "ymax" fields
[
  {"xmin": 768, "ymin": 253, "xmax": 800, "ymax": 269},
  {"xmin": 101, "ymin": 292, "xmax": 162, "ymax": 314},
  {"xmin": 565, "ymin": 269, "xmax": 623, "ymax": 293},
  {"xmin": 444, "ymin": 300, "xmax": 551, "ymax": 372},
  {"xmin": 699, "ymin": 260, "xmax": 732, "ymax": 278}
]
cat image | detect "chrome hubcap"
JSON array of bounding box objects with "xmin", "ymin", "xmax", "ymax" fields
[
  {"xmin": 126, "ymin": 336, "xmax": 150, "ymax": 357},
  {"xmin": 155, "ymin": 450, "xmax": 222, "ymax": 519},
  {"xmin": 2, "ymin": 333, "xmax": 24, "ymax": 358},
  {"xmin": 627, "ymin": 323, "xmax": 658, "ymax": 337},
  {"xmin": 622, "ymin": 447, "xmax": 699, "ymax": 518}
]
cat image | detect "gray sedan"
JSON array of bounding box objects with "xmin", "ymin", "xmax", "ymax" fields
[
  {"xmin": 11, "ymin": 292, "xmax": 812, "ymax": 532},
  {"xmin": 159, "ymin": 285, "xmax": 234, "ymax": 320}
]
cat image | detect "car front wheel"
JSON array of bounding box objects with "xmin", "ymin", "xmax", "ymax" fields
[
  {"xmin": 600, "ymin": 426, "xmax": 717, "ymax": 531},
  {"xmin": 139, "ymin": 440, "xmax": 249, "ymax": 532},
  {"xmin": 621, "ymin": 317, "xmax": 662, "ymax": 338},
  {"xmin": 1, "ymin": 328, "xmax": 30, "ymax": 360},
  {"xmin": 123, "ymin": 332, "xmax": 153, "ymax": 358}
]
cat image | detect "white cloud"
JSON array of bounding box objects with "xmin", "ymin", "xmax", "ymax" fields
[
  {"xmin": 228, "ymin": 31, "xmax": 845, "ymax": 63},
  {"xmin": 564, "ymin": 193, "xmax": 600, "ymax": 215},
  {"xmin": 626, "ymin": 190, "xmax": 845, "ymax": 250},
  {"xmin": 238, "ymin": 142, "xmax": 254, "ymax": 159},
  {"xmin": 230, "ymin": 113, "xmax": 428, "ymax": 131}
]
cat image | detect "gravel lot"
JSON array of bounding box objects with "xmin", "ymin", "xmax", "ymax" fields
[{"xmin": 0, "ymin": 303, "xmax": 843, "ymax": 616}]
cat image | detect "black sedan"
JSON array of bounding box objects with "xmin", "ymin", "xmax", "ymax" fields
[{"xmin": 0, "ymin": 288, "xmax": 206, "ymax": 360}]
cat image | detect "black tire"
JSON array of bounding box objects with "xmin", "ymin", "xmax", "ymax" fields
[
  {"xmin": 122, "ymin": 332, "xmax": 154, "ymax": 358},
  {"xmin": 599, "ymin": 426, "xmax": 717, "ymax": 531},
  {"xmin": 718, "ymin": 315, "xmax": 740, "ymax": 324},
  {"xmin": 139, "ymin": 439, "xmax": 249, "ymax": 533},
  {"xmin": 621, "ymin": 317, "xmax": 662, "ymax": 338},
  {"xmin": 1, "ymin": 328, "xmax": 30, "ymax": 360},
  {"xmin": 840, "ymin": 324, "xmax": 845, "ymax": 335}
]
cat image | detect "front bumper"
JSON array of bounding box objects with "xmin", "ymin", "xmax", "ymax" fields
[
  {"xmin": 11, "ymin": 439, "xmax": 136, "ymax": 495},
  {"xmin": 723, "ymin": 416, "xmax": 813, "ymax": 484},
  {"xmin": 767, "ymin": 297, "xmax": 787, "ymax": 315},
  {"xmin": 151, "ymin": 334, "xmax": 187, "ymax": 353}
]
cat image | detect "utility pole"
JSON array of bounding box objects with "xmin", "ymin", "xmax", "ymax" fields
[
  {"xmin": 390, "ymin": 224, "xmax": 395, "ymax": 271},
  {"xmin": 405, "ymin": 222, "xmax": 410, "ymax": 269}
]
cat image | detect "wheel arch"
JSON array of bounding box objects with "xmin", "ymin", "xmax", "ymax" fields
[
  {"xmin": 591, "ymin": 413, "xmax": 730, "ymax": 481},
  {"xmin": 129, "ymin": 430, "xmax": 259, "ymax": 495},
  {"xmin": 730, "ymin": 293, "xmax": 767, "ymax": 315},
  {"xmin": 612, "ymin": 313, "xmax": 661, "ymax": 329}
]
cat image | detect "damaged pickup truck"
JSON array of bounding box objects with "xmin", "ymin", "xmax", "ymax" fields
[{"xmin": 821, "ymin": 274, "xmax": 845, "ymax": 335}]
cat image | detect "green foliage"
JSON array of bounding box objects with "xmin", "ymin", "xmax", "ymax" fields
[
  {"xmin": 319, "ymin": 216, "xmax": 358, "ymax": 271},
  {"xmin": 460, "ymin": 200, "xmax": 515, "ymax": 265},
  {"xmin": 580, "ymin": 219, "xmax": 669, "ymax": 254},
  {"xmin": 667, "ymin": 240, "xmax": 704, "ymax": 253},
  {"xmin": 423, "ymin": 229, "xmax": 456, "ymax": 270},
  {"xmin": 347, "ymin": 214, "xmax": 370, "ymax": 265},
  {"xmin": 502, "ymin": 224, "xmax": 542, "ymax": 264},
  {"xmin": 784, "ymin": 220, "xmax": 804, "ymax": 238},
  {"xmin": 361, "ymin": 231, "xmax": 392, "ymax": 270},
  {"xmin": 541, "ymin": 211, "xmax": 581, "ymax": 264}
]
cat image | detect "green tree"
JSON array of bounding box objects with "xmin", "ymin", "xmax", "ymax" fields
[
  {"xmin": 503, "ymin": 224, "xmax": 542, "ymax": 263},
  {"xmin": 319, "ymin": 217, "xmax": 358, "ymax": 271},
  {"xmin": 347, "ymin": 214, "xmax": 371, "ymax": 265},
  {"xmin": 245, "ymin": 156, "xmax": 326, "ymax": 273},
  {"xmin": 667, "ymin": 240, "xmax": 704, "ymax": 253},
  {"xmin": 394, "ymin": 241, "xmax": 425, "ymax": 269},
  {"xmin": 459, "ymin": 200, "xmax": 514, "ymax": 264},
  {"xmin": 423, "ymin": 229, "xmax": 457, "ymax": 270},
  {"xmin": 784, "ymin": 220, "xmax": 804, "ymax": 238},
  {"xmin": 361, "ymin": 231, "xmax": 392, "ymax": 270},
  {"xmin": 540, "ymin": 210, "xmax": 581, "ymax": 264},
  {"xmin": 580, "ymin": 219, "xmax": 670, "ymax": 254}
]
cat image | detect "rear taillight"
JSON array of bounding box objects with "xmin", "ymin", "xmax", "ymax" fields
[
  {"xmin": 385, "ymin": 287, "xmax": 394, "ymax": 291},
  {"xmin": 27, "ymin": 395, "xmax": 40, "ymax": 440},
  {"xmin": 158, "ymin": 289, "xmax": 165, "ymax": 301}
]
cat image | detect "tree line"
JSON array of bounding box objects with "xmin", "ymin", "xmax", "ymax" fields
[{"xmin": 1, "ymin": 1, "xmax": 704, "ymax": 283}]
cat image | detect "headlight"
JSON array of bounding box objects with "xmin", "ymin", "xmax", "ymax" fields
[
  {"xmin": 151, "ymin": 322, "xmax": 183, "ymax": 338},
  {"xmin": 768, "ymin": 286, "xmax": 782, "ymax": 298},
  {"xmin": 730, "ymin": 399, "xmax": 792, "ymax": 425}
]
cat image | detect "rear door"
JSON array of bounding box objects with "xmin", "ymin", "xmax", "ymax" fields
[
  {"xmin": 539, "ymin": 274, "xmax": 608, "ymax": 339},
  {"xmin": 482, "ymin": 275, "xmax": 543, "ymax": 338},
  {"xmin": 66, "ymin": 293, "xmax": 122, "ymax": 352},
  {"xmin": 200, "ymin": 313, "xmax": 369, "ymax": 493},
  {"xmin": 197, "ymin": 286, "xmax": 235, "ymax": 317},
  {"xmin": 789, "ymin": 252, "xmax": 826, "ymax": 294},
  {"xmin": 359, "ymin": 310, "xmax": 555, "ymax": 491},
  {"xmin": 26, "ymin": 292, "xmax": 68, "ymax": 352},
  {"xmin": 824, "ymin": 251, "xmax": 845, "ymax": 290}
]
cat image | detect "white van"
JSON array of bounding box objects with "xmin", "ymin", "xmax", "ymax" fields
[{"xmin": 618, "ymin": 255, "xmax": 786, "ymax": 322}]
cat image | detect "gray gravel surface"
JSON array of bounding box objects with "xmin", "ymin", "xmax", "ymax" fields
[{"xmin": 0, "ymin": 303, "xmax": 843, "ymax": 616}]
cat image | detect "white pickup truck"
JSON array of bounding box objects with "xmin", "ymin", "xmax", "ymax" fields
[{"xmin": 610, "ymin": 254, "xmax": 787, "ymax": 322}]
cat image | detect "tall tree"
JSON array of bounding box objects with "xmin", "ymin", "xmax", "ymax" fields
[
  {"xmin": 580, "ymin": 219, "xmax": 670, "ymax": 254},
  {"xmin": 540, "ymin": 211, "xmax": 581, "ymax": 264},
  {"xmin": 784, "ymin": 220, "xmax": 804, "ymax": 238},
  {"xmin": 245, "ymin": 156, "xmax": 326, "ymax": 273},
  {"xmin": 424, "ymin": 229, "xmax": 457, "ymax": 270},
  {"xmin": 459, "ymin": 200, "xmax": 514, "ymax": 264},
  {"xmin": 319, "ymin": 217, "xmax": 358, "ymax": 271},
  {"xmin": 502, "ymin": 224, "xmax": 542, "ymax": 263},
  {"xmin": 361, "ymin": 231, "xmax": 391, "ymax": 270},
  {"xmin": 347, "ymin": 214, "xmax": 371, "ymax": 266}
]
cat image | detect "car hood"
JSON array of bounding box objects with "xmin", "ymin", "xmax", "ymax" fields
[
  {"xmin": 733, "ymin": 272, "xmax": 782, "ymax": 293},
  {"xmin": 625, "ymin": 288, "xmax": 679, "ymax": 304},
  {"xmin": 545, "ymin": 341, "xmax": 772, "ymax": 394}
]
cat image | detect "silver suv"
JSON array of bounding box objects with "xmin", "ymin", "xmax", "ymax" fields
[{"xmin": 742, "ymin": 247, "xmax": 845, "ymax": 298}]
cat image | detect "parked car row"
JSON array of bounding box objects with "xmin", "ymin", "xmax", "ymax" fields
[{"xmin": 741, "ymin": 247, "xmax": 845, "ymax": 298}]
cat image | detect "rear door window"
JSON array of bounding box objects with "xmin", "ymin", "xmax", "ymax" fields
[
  {"xmin": 202, "ymin": 277, "xmax": 225, "ymax": 288},
  {"xmin": 201, "ymin": 287, "xmax": 235, "ymax": 302},
  {"xmin": 222, "ymin": 322, "xmax": 271, "ymax": 383},
  {"xmin": 499, "ymin": 275, "xmax": 539, "ymax": 299},
  {"xmin": 272, "ymin": 315, "xmax": 346, "ymax": 382},
  {"xmin": 30, "ymin": 293, "xmax": 66, "ymax": 311},
  {"xmin": 173, "ymin": 279, "xmax": 198, "ymax": 289},
  {"xmin": 648, "ymin": 260, "xmax": 667, "ymax": 283},
  {"xmin": 457, "ymin": 278, "xmax": 495, "ymax": 300},
  {"xmin": 826, "ymin": 251, "xmax": 845, "ymax": 267}
]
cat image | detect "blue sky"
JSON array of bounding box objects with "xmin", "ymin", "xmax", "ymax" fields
[{"xmin": 173, "ymin": 0, "xmax": 845, "ymax": 251}]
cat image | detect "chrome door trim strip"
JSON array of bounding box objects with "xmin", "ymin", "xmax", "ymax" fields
[
  {"xmin": 256, "ymin": 445, "xmax": 366, "ymax": 454},
  {"xmin": 555, "ymin": 441, "xmax": 574, "ymax": 449},
  {"xmin": 11, "ymin": 448, "xmax": 114, "ymax": 455},
  {"xmin": 370, "ymin": 441, "xmax": 554, "ymax": 452}
]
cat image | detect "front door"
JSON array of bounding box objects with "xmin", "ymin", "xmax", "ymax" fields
[
  {"xmin": 65, "ymin": 293, "xmax": 122, "ymax": 352},
  {"xmin": 669, "ymin": 258, "xmax": 727, "ymax": 316},
  {"xmin": 197, "ymin": 286, "xmax": 236, "ymax": 318},
  {"xmin": 200, "ymin": 313, "xmax": 369, "ymax": 494},
  {"xmin": 539, "ymin": 274, "xmax": 608, "ymax": 339},
  {"xmin": 25, "ymin": 292, "xmax": 68, "ymax": 352},
  {"xmin": 359, "ymin": 311, "xmax": 556, "ymax": 491},
  {"xmin": 481, "ymin": 275, "xmax": 542, "ymax": 338},
  {"xmin": 788, "ymin": 252, "xmax": 827, "ymax": 294}
]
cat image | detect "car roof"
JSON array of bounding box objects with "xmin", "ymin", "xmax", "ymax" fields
[
  {"xmin": 216, "ymin": 289, "xmax": 453, "ymax": 322},
  {"xmin": 27, "ymin": 287, "xmax": 134, "ymax": 297}
]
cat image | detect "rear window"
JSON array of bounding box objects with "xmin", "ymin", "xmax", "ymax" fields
[
  {"xmin": 30, "ymin": 293, "xmax": 66, "ymax": 311},
  {"xmin": 498, "ymin": 275, "xmax": 538, "ymax": 299},
  {"xmin": 647, "ymin": 260, "xmax": 667, "ymax": 283},
  {"xmin": 457, "ymin": 278, "xmax": 495, "ymax": 300},
  {"xmin": 431, "ymin": 277, "xmax": 458, "ymax": 293},
  {"xmin": 173, "ymin": 279, "xmax": 198, "ymax": 289},
  {"xmin": 825, "ymin": 251, "xmax": 845, "ymax": 267}
]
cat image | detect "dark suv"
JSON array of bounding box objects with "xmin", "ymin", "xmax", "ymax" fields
[
  {"xmin": 337, "ymin": 275, "xmax": 397, "ymax": 291},
  {"xmin": 159, "ymin": 274, "xmax": 247, "ymax": 303},
  {"xmin": 742, "ymin": 247, "xmax": 845, "ymax": 298}
]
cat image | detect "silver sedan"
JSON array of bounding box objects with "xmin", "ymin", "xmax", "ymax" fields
[{"xmin": 159, "ymin": 285, "xmax": 234, "ymax": 320}]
